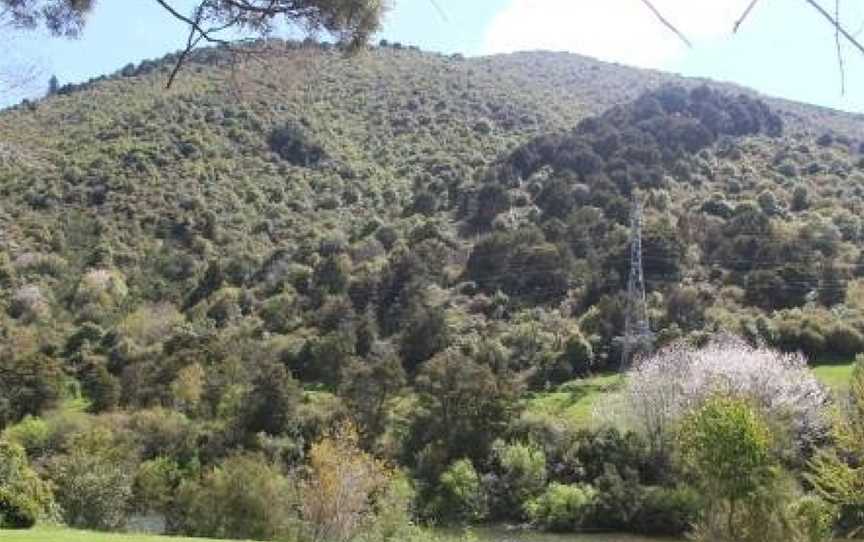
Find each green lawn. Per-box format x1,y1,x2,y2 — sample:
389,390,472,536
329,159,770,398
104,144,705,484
522,373,624,427
812,361,856,393
0,527,239,542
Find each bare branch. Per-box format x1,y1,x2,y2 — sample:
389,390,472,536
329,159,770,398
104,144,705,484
803,0,864,56
733,0,761,33
835,0,846,95
639,0,692,48
428,0,448,23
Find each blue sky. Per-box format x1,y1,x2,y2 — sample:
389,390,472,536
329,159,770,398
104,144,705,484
3,0,864,113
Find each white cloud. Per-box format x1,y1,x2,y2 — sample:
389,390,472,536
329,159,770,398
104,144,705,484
482,0,752,69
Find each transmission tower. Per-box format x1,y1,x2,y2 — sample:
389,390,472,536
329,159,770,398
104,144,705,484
621,195,654,370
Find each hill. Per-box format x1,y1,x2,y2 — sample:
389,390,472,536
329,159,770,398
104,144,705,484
1,41,864,538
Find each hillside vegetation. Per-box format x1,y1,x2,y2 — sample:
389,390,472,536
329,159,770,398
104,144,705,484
2,41,864,539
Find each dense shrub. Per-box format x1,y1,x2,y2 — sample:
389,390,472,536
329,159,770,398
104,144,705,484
48,428,136,530
0,441,55,529
436,459,486,523
525,483,597,531
0,354,64,429
175,454,297,540
487,440,547,520
633,486,700,536
268,121,327,167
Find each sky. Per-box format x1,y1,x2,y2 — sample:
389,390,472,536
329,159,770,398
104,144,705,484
2,0,864,113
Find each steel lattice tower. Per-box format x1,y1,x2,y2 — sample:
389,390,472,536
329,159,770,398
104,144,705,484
621,196,654,369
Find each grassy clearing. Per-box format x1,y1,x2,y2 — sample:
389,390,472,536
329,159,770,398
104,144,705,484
812,361,856,393
0,527,237,542
522,373,624,427
524,360,860,430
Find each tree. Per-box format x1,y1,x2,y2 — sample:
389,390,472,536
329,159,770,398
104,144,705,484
301,422,389,542
408,348,519,476
0,440,55,529
340,353,407,441
677,395,804,542
487,440,547,520
47,428,137,531
175,454,298,540
0,353,64,430
47,74,59,95
399,303,449,373
239,360,301,437
808,355,864,535
622,336,827,459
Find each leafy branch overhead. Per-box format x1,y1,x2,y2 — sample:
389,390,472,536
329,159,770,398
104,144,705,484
152,0,389,87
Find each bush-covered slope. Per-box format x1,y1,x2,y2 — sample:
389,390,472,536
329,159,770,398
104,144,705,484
2,43,864,533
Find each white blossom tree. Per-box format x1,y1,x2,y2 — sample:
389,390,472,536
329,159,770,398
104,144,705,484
618,335,829,458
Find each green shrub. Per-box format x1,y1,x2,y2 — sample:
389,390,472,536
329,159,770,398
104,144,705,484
1,416,50,458
175,454,298,540
0,440,55,529
47,428,136,530
561,334,594,377
493,440,547,513
825,324,864,358
0,487,37,529
591,464,643,529
633,486,700,536
437,459,486,523
789,495,836,542
268,121,327,167
525,483,596,532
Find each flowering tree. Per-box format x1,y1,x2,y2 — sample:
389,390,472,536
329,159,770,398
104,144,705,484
620,335,828,458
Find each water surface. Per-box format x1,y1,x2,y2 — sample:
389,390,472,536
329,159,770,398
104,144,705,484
441,527,680,542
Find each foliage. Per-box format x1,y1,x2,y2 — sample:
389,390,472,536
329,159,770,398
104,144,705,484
0,353,64,429
524,482,597,532
173,453,297,540
301,422,389,542
1,0,94,37
622,336,827,458
487,439,547,520
807,354,864,536
0,440,55,529
0,39,863,540
678,395,810,542
408,348,520,478
47,428,136,531
436,459,486,523
632,486,700,536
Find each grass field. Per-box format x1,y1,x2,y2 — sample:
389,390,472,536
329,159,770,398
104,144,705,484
812,361,856,393
523,373,624,427
0,527,237,542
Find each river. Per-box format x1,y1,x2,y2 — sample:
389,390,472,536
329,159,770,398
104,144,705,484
439,527,681,542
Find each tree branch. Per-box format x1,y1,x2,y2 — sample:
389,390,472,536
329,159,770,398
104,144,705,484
733,0,761,33
639,0,692,48
428,0,448,23
803,0,864,56
835,0,846,96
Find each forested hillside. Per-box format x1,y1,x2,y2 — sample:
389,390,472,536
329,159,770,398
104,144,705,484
2,41,864,539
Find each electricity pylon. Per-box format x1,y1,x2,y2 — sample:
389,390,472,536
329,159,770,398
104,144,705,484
621,195,654,370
